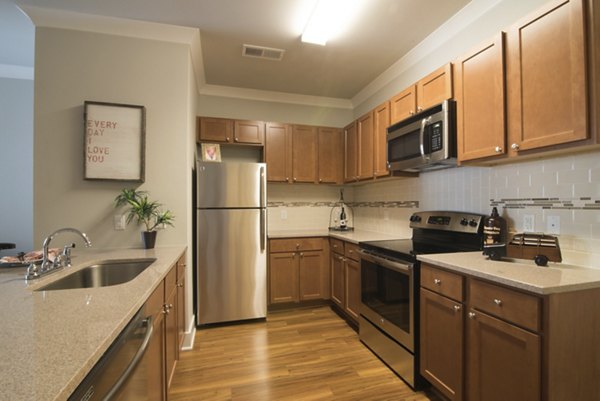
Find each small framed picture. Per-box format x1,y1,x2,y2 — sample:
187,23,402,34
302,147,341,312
201,143,221,162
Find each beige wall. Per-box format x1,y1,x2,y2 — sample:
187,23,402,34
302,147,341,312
33,27,192,249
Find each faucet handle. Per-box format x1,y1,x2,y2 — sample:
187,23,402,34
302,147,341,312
62,243,76,267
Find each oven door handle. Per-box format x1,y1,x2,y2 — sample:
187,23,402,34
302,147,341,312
359,250,413,274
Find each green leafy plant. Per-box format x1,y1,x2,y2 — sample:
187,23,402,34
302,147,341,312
114,188,175,232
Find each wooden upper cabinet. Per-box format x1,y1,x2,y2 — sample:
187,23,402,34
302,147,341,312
317,127,343,184
265,122,291,183
344,121,358,182
234,120,265,144
291,125,317,183
455,33,507,162
373,101,391,177
506,0,588,154
390,63,453,125
390,85,417,124
198,117,234,143
417,63,453,112
198,117,264,145
357,112,374,180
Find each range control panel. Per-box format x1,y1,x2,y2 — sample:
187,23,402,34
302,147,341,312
409,211,484,234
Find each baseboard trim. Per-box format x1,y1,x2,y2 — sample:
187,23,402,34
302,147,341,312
181,314,196,351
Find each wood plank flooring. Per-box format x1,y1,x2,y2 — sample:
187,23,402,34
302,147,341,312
169,307,442,401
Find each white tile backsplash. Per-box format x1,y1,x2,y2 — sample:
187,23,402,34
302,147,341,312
267,149,600,268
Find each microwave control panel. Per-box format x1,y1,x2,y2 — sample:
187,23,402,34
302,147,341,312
429,121,443,152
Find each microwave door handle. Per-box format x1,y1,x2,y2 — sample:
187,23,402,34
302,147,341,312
420,117,432,162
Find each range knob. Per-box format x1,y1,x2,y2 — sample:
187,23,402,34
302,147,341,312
469,219,478,227
410,214,422,223
460,218,469,226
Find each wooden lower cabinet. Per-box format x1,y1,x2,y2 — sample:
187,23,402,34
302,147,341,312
143,253,186,400
420,288,464,401
421,262,600,401
268,238,329,305
330,239,361,324
466,309,540,401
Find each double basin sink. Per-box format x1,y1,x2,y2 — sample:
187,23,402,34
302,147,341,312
35,258,156,291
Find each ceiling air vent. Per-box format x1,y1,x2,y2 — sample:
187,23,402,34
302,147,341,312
242,44,285,61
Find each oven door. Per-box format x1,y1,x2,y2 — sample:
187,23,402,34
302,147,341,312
360,250,414,351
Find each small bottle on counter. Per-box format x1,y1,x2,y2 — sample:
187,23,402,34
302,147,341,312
482,207,507,260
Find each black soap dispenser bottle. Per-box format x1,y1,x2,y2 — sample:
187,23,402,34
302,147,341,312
482,207,507,260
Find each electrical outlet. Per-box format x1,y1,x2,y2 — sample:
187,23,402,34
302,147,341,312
523,214,535,232
547,215,560,234
114,214,126,230
280,208,288,220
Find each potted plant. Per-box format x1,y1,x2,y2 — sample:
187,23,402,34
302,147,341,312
114,188,175,249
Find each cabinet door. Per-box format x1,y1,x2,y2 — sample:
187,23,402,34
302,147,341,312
345,258,361,321
198,117,233,143
176,258,186,353
234,120,264,144
456,33,507,162
373,101,390,177
467,310,541,401
269,252,299,304
357,112,374,180
331,253,345,308
291,125,317,183
420,288,464,401
344,121,358,182
506,0,587,154
299,250,325,301
165,288,177,390
318,127,343,184
417,63,453,112
146,312,166,401
390,85,417,124
265,122,291,183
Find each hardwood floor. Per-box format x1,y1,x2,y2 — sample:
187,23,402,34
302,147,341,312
169,307,442,401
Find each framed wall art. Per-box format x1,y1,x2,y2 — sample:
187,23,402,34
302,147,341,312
84,101,146,182
200,143,222,162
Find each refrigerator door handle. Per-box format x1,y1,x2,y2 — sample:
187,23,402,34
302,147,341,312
260,208,266,252
259,165,265,208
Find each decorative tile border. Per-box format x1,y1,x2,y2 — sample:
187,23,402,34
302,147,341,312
491,197,600,210
267,200,419,208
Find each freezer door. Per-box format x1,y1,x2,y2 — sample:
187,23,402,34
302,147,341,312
197,208,267,325
196,161,266,208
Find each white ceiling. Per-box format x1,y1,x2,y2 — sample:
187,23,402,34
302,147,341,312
2,0,471,100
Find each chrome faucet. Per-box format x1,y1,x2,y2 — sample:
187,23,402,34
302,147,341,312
26,228,92,280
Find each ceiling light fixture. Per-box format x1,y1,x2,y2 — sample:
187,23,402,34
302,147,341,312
301,0,365,46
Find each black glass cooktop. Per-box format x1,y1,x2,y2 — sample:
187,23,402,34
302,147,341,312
360,235,482,262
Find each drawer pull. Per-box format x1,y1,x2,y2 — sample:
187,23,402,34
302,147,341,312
453,305,461,312
296,243,300,248
493,298,503,306
468,312,476,319
433,279,441,285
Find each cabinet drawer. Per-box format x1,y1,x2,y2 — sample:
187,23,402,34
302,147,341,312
344,242,360,261
469,279,541,332
330,238,344,255
421,264,464,302
270,237,323,253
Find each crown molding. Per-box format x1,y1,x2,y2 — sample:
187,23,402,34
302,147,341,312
0,64,34,80
199,84,353,109
351,0,502,108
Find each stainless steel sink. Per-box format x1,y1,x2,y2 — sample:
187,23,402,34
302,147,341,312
36,258,156,291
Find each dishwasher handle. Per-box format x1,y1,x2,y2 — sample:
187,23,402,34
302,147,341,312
102,316,153,401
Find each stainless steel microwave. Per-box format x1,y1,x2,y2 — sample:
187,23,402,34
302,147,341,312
387,99,457,173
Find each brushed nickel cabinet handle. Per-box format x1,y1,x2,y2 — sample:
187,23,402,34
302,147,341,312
511,143,520,150
453,305,461,312
495,146,502,153
468,312,476,319
434,279,441,285
226,137,230,142
494,298,503,306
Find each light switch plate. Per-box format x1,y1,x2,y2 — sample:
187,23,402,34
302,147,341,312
280,208,288,220
114,214,126,230
523,214,535,232
547,215,560,234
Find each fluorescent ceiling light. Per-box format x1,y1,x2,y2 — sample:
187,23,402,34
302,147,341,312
301,0,364,46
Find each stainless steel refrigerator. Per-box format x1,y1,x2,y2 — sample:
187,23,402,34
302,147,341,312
196,161,267,325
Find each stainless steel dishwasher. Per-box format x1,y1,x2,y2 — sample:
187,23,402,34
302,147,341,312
68,306,156,401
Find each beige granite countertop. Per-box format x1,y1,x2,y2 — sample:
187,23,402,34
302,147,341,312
268,228,403,244
0,246,186,401
418,252,600,295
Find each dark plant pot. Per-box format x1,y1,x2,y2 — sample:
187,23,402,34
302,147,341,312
142,231,157,249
